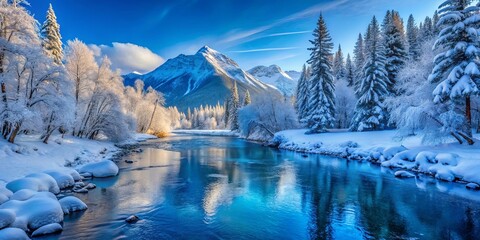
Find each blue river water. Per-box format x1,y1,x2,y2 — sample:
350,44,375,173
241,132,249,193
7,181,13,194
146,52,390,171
42,135,480,240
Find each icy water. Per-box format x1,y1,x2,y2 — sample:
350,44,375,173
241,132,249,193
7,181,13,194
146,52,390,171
42,135,480,240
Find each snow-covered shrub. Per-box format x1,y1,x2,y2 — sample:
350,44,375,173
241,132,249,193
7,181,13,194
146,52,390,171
239,95,298,141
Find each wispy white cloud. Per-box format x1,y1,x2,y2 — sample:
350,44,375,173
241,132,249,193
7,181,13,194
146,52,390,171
263,30,311,37
89,42,164,74
230,47,300,53
219,0,348,45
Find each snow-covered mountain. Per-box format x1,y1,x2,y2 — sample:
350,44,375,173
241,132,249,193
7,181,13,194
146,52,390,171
123,46,280,111
248,65,298,96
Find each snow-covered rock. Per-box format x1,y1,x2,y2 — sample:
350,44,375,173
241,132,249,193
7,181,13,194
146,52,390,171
0,228,29,240
466,183,480,190
436,153,459,166
44,170,75,189
25,173,60,194
0,210,15,229
59,196,87,215
125,215,139,223
31,223,62,237
382,146,408,160
78,160,119,178
394,170,416,178
0,186,12,205
435,168,456,182
84,183,96,190
0,192,63,230
10,190,37,201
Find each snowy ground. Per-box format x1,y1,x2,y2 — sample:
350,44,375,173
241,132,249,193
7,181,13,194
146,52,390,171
172,129,239,137
273,129,480,187
0,133,155,185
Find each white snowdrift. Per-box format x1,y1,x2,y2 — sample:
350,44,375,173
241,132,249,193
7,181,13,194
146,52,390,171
78,160,119,178
274,129,480,185
0,228,29,240
59,196,88,215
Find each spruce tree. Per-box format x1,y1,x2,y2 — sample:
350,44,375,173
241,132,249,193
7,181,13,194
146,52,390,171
333,44,346,81
406,14,420,60
353,33,365,93
305,14,336,133
382,10,407,95
295,64,311,123
351,16,390,131
345,54,355,87
429,0,480,144
41,4,63,64
243,90,251,106
228,81,240,131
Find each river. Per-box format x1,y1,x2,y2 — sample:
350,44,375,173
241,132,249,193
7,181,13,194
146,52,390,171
41,134,480,239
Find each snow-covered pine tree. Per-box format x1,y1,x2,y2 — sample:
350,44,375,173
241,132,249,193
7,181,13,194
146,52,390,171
305,14,336,133
419,16,434,41
333,44,346,81
228,81,240,131
351,16,390,132
428,0,480,144
41,4,63,64
353,33,365,94
345,54,355,87
382,10,407,95
295,64,311,123
406,14,420,60
243,90,251,106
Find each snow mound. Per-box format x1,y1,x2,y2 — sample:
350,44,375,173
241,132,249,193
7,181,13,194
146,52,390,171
415,151,437,164
44,171,75,189
435,168,456,182
25,173,60,194
0,191,63,230
466,183,480,190
394,149,421,162
31,223,62,237
382,146,407,160
0,228,29,240
59,196,87,215
5,178,43,193
10,190,37,201
436,153,459,166
394,170,416,178
0,186,12,205
0,210,15,229
64,168,81,181
78,160,118,178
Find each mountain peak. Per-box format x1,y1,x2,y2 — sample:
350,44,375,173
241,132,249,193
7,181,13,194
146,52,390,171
196,45,216,54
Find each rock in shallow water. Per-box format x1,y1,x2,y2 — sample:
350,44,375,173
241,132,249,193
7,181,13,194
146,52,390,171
394,170,416,178
79,160,119,178
125,215,139,223
125,160,134,164
466,183,480,190
31,223,63,237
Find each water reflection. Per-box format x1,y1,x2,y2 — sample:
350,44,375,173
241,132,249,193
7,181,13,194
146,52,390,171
46,135,480,240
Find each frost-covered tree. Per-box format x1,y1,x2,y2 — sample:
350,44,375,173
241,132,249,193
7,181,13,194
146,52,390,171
305,14,336,133
65,39,97,105
351,16,390,131
239,95,298,141
419,16,434,41
41,4,63,64
345,54,355,87
382,10,407,94
243,90,251,106
335,79,356,129
333,45,346,81
295,64,311,123
228,81,240,131
428,0,480,145
353,33,365,93
406,14,420,60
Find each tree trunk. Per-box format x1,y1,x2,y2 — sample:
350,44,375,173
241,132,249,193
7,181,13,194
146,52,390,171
466,96,472,137
8,123,21,143
146,99,158,133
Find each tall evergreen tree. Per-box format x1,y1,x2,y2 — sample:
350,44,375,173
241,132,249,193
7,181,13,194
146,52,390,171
353,33,365,93
382,10,407,95
429,0,480,144
345,54,355,87
351,16,390,131
420,16,434,40
295,64,311,123
243,90,251,106
333,44,346,81
41,4,63,64
432,10,440,35
406,14,420,60
228,81,240,131
305,14,336,133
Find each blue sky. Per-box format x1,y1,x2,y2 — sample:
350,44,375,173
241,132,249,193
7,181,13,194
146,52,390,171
29,0,439,73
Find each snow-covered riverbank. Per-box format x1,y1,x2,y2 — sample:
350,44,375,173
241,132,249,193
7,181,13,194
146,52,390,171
0,133,155,239
172,129,239,137
273,129,480,187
